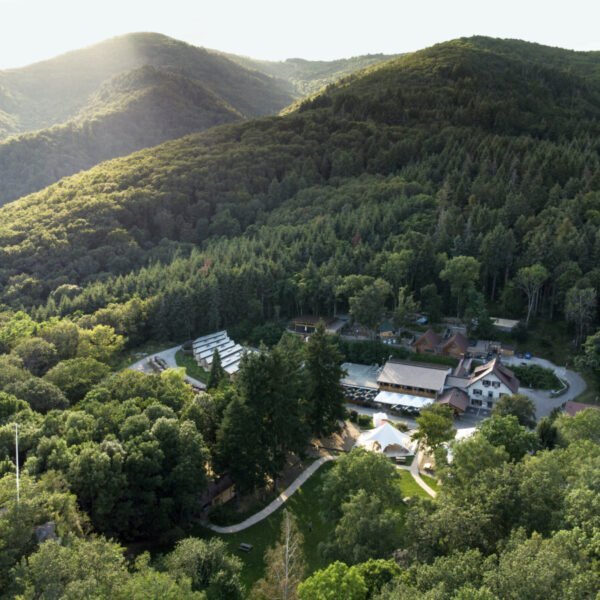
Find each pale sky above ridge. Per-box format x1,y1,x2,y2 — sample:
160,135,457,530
0,0,598,69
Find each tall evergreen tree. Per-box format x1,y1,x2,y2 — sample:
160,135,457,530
305,323,346,437
207,348,225,389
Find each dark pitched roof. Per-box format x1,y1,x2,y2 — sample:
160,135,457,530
437,388,469,412
442,332,469,354
200,475,235,506
470,358,519,394
415,328,442,349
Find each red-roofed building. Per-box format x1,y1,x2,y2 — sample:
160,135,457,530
563,401,600,417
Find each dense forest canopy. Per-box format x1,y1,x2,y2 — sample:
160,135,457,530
0,37,597,351
1,33,600,599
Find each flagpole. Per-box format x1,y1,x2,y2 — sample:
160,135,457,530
15,423,19,504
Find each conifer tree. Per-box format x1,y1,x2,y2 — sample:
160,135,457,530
207,349,225,389
305,324,346,437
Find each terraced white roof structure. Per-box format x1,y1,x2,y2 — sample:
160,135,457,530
192,330,244,375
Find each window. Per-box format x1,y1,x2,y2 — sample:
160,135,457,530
482,380,491,387
487,400,494,408
492,381,501,388
473,389,482,396
471,399,482,407
488,391,494,398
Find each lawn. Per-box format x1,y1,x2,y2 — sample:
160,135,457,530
420,473,440,493
395,469,433,500
175,349,210,382
194,463,430,590
197,462,336,589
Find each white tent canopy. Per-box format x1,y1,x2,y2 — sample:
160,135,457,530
373,412,389,428
373,390,434,410
356,422,415,455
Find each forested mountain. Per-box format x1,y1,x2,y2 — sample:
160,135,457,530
1,35,600,598
0,67,243,205
0,36,599,345
0,33,397,206
222,52,400,96
0,33,293,205
0,32,292,137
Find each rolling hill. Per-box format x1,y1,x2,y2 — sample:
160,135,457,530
0,66,244,204
0,37,598,336
0,33,398,206
0,32,293,137
222,52,400,97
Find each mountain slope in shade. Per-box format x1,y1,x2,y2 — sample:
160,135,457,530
0,66,243,205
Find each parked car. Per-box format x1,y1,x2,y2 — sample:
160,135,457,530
524,352,532,360
516,351,524,358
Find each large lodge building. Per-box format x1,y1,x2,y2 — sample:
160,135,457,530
342,356,520,415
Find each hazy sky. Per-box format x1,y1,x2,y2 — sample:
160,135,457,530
0,0,598,69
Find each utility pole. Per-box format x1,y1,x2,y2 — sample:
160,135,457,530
15,423,20,504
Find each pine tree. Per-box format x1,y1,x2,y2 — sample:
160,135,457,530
251,510,306,600
207,348,225,389
305,323,346,437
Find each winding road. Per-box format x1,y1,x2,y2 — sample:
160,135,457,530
502,355,587,418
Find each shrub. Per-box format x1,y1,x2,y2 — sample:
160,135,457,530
357,414,373,429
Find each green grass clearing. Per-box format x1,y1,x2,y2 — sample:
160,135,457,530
573,370,600,406
194,462,429,590
197,462,335,589
420,473,440,493
395,469,433,500
175,349,210,382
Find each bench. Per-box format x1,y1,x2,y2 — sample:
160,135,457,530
238,543,253,552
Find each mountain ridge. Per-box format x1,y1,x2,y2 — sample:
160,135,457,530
0,36,599,312
0,32,398,206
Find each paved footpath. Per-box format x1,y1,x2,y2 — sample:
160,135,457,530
128,345,207,390
206,456,336,534
409,451,437,498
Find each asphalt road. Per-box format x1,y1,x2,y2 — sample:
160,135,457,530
128,345,207,390
501,355,586,418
